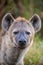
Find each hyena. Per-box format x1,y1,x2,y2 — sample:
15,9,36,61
0,13,41,65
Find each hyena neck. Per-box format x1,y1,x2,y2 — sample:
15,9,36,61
4,47,23,65
3,34,24,65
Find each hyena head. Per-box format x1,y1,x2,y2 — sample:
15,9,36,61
2,13,41,49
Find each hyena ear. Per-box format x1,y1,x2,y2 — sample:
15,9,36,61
29,14,41,32
2,13,14,32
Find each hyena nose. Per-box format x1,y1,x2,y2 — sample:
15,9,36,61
19,40,26,47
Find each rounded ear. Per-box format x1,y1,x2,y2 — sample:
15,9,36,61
2,13,15,32
29,14,41,32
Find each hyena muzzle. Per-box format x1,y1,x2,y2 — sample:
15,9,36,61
0,13,41,65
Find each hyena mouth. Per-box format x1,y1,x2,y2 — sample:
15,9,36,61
15,45,26,49
14,42,26,49
17,43,26,49
19,46,26,49
18,45,26,49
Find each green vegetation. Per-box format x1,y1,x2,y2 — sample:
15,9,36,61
24,35,43,65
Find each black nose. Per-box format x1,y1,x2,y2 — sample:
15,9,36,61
19,40,26,47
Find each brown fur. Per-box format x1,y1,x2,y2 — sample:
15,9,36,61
16,17,28,22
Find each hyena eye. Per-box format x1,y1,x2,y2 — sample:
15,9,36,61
13,31,19,35
25,31,30,35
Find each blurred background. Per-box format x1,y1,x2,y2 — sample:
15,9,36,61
0,0,43,65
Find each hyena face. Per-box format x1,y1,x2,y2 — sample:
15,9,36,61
2,13,41,49
8,21,35,49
